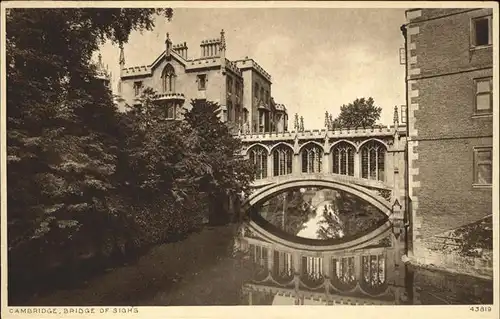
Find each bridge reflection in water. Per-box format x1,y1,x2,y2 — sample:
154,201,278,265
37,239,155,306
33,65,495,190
236,187,418,305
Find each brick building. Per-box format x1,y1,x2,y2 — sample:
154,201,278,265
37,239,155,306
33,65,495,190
402,9,493,267
114,30,288,134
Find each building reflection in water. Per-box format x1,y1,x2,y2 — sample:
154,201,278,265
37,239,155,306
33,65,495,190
237,187,418,305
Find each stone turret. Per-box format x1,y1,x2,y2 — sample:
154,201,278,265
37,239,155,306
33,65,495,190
393,105,399,131
95,53,111,89
220,29,226,70
119,44,125,77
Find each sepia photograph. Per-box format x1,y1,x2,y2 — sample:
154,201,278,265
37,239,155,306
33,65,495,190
0,1,498,317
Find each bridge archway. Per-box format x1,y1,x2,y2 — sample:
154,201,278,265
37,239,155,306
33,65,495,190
243,178,393,218
241,177,396,251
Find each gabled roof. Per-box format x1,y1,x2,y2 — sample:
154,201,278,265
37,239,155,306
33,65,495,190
121,50,188,79
150,50,187,70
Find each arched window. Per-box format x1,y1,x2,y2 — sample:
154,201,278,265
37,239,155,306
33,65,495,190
162,64,176,92
273,145,293,176
361,140,386,181
301,144,323,173
332,142,355,176
248,145,268,180
166,104,176,119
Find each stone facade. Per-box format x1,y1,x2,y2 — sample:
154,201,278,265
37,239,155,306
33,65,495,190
404,9,493,271
114,30,288,134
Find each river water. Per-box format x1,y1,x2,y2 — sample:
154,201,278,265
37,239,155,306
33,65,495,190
234,187,493,305
17,186,493,307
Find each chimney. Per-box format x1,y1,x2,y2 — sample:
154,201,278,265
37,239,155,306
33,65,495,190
173,42,188,59
200,37,222,58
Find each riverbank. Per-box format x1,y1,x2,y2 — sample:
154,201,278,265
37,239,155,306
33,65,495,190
18,224,252,306
412,265,494,305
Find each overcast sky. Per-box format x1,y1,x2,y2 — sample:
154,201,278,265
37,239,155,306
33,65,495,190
98,8,407,129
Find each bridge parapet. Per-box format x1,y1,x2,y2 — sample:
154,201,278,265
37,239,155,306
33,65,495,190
238,125,406,143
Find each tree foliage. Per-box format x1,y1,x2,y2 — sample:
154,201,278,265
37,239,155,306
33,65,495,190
259,190,311,236
184,99,255,224
7,8,174,252
6,8,253,301
316,191,386,240
333,97,382,128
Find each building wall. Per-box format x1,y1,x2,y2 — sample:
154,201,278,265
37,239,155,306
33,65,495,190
117,33,287,133
119,57,225,113
241,70,253,129
225,71,244,124
251,71,272,132
409,8,492,79
405,8,493,246
414,138,492,238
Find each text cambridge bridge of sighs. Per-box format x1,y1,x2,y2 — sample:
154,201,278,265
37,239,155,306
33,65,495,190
234,108,421,305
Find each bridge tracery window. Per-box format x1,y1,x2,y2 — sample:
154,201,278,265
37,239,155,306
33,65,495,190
301,144,323,173
249,244,268,269
273,145,293,176
301,256,323,280
361,141,386,181
273,251,293,278
362,254,386,287
248,145,268,180
333,257,356,284
332,142,355,176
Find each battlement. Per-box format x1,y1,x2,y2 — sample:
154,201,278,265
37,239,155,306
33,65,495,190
122,65,152,77
225,59,243,77
186,58,221,70
238,125,406,142
235,58,272,82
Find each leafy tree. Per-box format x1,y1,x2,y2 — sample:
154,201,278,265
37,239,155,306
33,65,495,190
317,204,344,240
333,97,382,128
116,89,211,245
335,191,386,236
310,190,386,240
6,8,173,298
184,99,255,225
